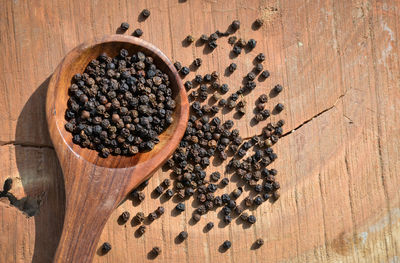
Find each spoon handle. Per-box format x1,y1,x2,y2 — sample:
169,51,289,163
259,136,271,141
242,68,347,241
52,154,128,263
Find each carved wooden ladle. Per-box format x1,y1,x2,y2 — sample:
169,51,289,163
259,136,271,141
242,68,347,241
46,35,189,262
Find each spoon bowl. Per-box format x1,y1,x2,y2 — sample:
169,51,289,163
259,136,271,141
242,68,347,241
46,35,189,262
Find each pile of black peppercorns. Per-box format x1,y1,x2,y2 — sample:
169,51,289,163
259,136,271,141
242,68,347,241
97,9,286,256
64,49,176,158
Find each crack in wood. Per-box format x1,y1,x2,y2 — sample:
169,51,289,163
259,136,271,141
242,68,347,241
0,141,54,149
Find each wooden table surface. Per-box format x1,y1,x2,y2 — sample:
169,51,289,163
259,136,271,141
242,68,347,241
0,0,399,262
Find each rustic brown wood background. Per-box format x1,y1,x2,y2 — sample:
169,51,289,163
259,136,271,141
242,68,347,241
0,0,399,262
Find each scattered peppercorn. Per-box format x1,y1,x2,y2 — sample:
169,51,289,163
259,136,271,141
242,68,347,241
151,246,161,256
233,45,242,55
101,242,112,254
133,28,143,37
120,22,129,31
180,66,190,75
186,35,194,44
231,20,240,31
138,225,146,235
247,39,257,49
141,9,151,18
254,18,264,28
119,211,130,223
261,70,270,78
255,238,264,248
200,34,209,42
248,215,256,224
222,240,232,249
193,58,202,67
176,203,185,212
228,63,237,72
275,103,284,112
178,231,188,240
274,84,283,93
174,61,182,71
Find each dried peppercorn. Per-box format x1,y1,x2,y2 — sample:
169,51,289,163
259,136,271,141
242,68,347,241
274,84,283,93
101,242,112,254
255,63,263,72
120,22,129,31
119,211,130,223
155,185,164,195
232,187,242,198
156,206,165,216
222,240,232,249
138,225,146,235
224,215,232,223
178,231,188,240
255,238,264,248
165,189,174,198
247,72,256,81
237,38,246,47
209,33,218,41
135,212,145,223
247,39,257,49
218,99,228,107
254,18,264,28
231,20,240,30
228,63,237,72
151,246,161,256
208,40,218,49
176,202,185,212
133,28,143,37
256,53,265,62
261,70,270,78
148,212,158,221
141,9,151,18
228,36,237,45
248,215,256,224
211,71,219,80
220,84,229,94
186,35,194,43
174,61,183,71
275,103,284,112
200,34,209,42
163,179,171,187
234,205,244,214
240,212,249,221
180,66,190,75
232,45,242,55
220,178,229,186
192,213,201,222
193,58,202,67
206,222,214,230
254,196,263,205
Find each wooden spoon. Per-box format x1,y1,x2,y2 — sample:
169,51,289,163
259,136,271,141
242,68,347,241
46,35,189,262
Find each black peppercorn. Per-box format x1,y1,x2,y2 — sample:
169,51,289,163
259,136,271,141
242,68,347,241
120,22,129,31
261,70,270,78
248,215,256,224
200,34,209,42
228,36,237,45
254,18,264,28
222,240,232,249
141,9,151,18
186,35,194,43
220,84,229,94
255,238,264,248
180,66,190,75
101,242,112,254
206,222,214,230
176,202,185,212
274,84,283,93
228,63,237,73
133,28,143,37
232,45,242,55
179,231,188,240
193,58,202,67
208,40,218,49
247,39,257,49
275,103,284,112
151,246,161,256
165,189,173,198
255,63,263,72
119,211,130,223
174,61,182,71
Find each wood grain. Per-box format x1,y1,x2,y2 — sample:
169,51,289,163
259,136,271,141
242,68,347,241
0,0,399,262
